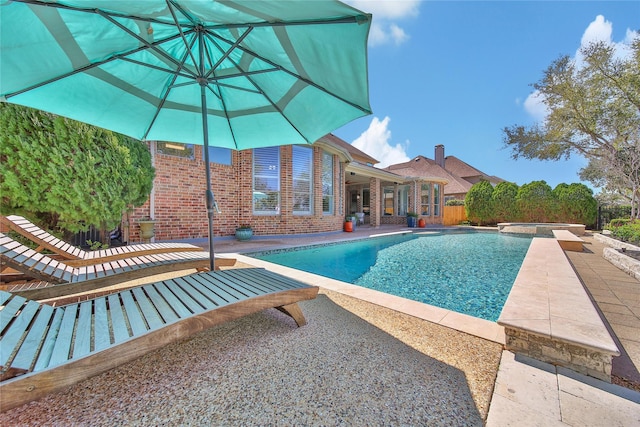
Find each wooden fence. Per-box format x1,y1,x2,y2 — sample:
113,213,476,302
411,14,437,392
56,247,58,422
443,205,467,226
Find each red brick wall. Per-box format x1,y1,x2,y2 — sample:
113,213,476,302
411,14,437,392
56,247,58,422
128,143,344,242
378,180,445,226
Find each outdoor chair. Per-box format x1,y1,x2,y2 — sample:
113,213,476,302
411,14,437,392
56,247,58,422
1,215,204,266
0,233,235,300
0,267,318,411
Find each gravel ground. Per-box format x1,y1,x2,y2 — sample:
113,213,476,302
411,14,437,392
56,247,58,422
0,284,502,426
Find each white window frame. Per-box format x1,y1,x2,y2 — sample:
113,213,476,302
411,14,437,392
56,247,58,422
253,147,280,214
322,151,334,214
421,183,431,216
383,186,395,216
433,183,441,216
292,145,313,215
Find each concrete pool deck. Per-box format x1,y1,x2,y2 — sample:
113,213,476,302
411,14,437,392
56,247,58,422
209,225,640,425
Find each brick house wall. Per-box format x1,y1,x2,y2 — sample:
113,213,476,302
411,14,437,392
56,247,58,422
378,180,445,226
128,142,345,242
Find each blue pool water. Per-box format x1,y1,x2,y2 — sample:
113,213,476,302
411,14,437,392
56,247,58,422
251,231,533,321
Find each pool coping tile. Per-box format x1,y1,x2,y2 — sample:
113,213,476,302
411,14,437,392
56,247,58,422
231,253,506,344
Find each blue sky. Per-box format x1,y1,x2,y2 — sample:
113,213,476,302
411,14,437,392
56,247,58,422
335,1,639,190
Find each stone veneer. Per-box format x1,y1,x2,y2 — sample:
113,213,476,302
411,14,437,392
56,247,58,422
595,233,640,281
502,328,614,381
498,238,619,382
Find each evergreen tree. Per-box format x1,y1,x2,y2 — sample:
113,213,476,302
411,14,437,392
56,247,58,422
553,183,597,226
491,181,519,222
0,104,155,236
465,181,494,225
516,181,555,222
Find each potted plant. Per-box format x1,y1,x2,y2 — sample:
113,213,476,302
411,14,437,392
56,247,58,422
235,224,254,241
407,212,418,228
344,216,354,232
137,217,156,241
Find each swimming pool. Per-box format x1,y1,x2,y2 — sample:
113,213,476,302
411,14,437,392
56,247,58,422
251,231,533,321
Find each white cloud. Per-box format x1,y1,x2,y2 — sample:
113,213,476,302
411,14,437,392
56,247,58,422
523,90,549,122
348,0,420,19
524,15,639,122
346,0,420,47
580,14,612,46
351,116,410,168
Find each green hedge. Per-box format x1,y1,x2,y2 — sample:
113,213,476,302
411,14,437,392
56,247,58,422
606,218,640,245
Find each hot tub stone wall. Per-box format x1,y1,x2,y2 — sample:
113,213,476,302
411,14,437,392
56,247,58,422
503,327,613,382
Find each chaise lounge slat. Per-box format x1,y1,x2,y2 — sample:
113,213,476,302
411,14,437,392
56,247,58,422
107,293,131,343
93,297,111,352
161,280,206,315
11,304,55,372
120,290,149,336
73,302,93,358
0,301,41,371
0,295,28,331
1,215,204,265
178,275,231,308
131,287,165,330
0,233,232,300
143,284,180,324
33,309,65,372
49,305,78,367
0,268,318,411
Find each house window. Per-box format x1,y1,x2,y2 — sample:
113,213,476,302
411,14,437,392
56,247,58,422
253,147,280,214
398,185,409,216
383,186,395,215
421,183,431,216
156,141,195,159
433,183,441,216
292,146,313,214
207,146,232,165
322,151,334,214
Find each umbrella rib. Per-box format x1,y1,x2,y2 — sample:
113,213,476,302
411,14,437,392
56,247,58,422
165,0,200,72
206,32,370,114
119,57,194,80
204,27,253,80
95,10,198,80
141,45,196,141
203,34,307,142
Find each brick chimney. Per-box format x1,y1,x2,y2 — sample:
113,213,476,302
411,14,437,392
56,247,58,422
434,144,445,168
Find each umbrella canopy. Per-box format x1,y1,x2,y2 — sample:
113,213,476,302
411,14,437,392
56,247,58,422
0,0,372,269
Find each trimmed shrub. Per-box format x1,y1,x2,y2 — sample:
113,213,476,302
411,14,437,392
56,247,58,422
465,181,494,225
607,219,640,245
491,182,519,223
516,180,555,222
553,183,597,226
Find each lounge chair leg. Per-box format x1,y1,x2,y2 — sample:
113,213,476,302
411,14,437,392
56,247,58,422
276,303,307,327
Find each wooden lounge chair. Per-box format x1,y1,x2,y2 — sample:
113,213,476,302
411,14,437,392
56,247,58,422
1,215,204,266
0,267,319,411
1,233,235,300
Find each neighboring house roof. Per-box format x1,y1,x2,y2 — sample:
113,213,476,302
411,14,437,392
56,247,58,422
384,156,453,187
385,146,508,198
444,156,504,185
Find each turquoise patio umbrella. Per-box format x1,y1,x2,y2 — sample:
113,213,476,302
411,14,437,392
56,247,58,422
0,0,372,269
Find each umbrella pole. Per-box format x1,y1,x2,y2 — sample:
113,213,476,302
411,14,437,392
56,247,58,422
201,83,216,272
